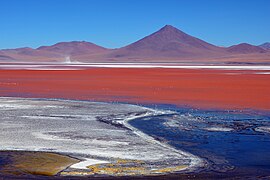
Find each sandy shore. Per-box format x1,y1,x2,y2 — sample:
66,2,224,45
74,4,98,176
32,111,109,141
0,151,79,176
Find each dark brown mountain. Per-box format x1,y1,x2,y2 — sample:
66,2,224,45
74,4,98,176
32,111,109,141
106,25,225,59
259,42,270,50
227,43,266,54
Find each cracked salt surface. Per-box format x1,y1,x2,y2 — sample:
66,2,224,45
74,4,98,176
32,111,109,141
204,127,234,132
0,97,203,173
255,126,270,133
70,158,110,170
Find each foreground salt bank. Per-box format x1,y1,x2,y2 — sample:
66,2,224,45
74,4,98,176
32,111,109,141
0,97,203,176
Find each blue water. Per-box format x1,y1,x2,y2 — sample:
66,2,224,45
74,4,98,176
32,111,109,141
129,107,270,177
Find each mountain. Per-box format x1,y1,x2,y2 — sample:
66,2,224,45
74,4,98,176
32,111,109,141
106,25,225,60
0,41,109,62
0,47,62,61
1,47,58,57
259,42,270,50
0,25,269,63
227,43,266,54
0,51,14,61
38,41,108,56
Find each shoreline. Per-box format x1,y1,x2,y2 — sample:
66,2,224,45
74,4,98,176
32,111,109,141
0,97,203,177
122,111,204,171
1,63,270,71
1,97,269,179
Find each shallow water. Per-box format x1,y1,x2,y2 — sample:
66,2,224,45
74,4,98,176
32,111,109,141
1,97,270,178
129,107,270,177
0,97,201,176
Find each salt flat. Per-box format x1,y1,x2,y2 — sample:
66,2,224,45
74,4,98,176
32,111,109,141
0,97,202,176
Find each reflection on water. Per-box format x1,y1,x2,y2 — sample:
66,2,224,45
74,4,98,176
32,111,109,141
129,107,270,178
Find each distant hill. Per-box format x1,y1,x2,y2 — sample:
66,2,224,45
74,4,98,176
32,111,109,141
1,47,58,57
0,25,269,63
0,54,14,61
0,41,109,62
259,42,270,50
37,41,108,56
227,43,266,54
0,47,61,61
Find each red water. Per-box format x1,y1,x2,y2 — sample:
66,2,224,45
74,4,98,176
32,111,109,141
0,68,269,110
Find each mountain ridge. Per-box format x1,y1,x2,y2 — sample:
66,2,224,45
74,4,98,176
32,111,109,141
259,42,270,50
37,41,108,56
0,25,269,63
227,43,266,54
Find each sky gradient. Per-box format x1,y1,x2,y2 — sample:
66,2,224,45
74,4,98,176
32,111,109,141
0,0,269,49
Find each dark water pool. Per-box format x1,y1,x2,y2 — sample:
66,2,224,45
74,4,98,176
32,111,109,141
129,107,270,178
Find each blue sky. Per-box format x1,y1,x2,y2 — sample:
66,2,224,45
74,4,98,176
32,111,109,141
0,0,269,49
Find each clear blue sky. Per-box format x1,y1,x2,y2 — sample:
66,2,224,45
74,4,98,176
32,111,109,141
0,0,269,49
